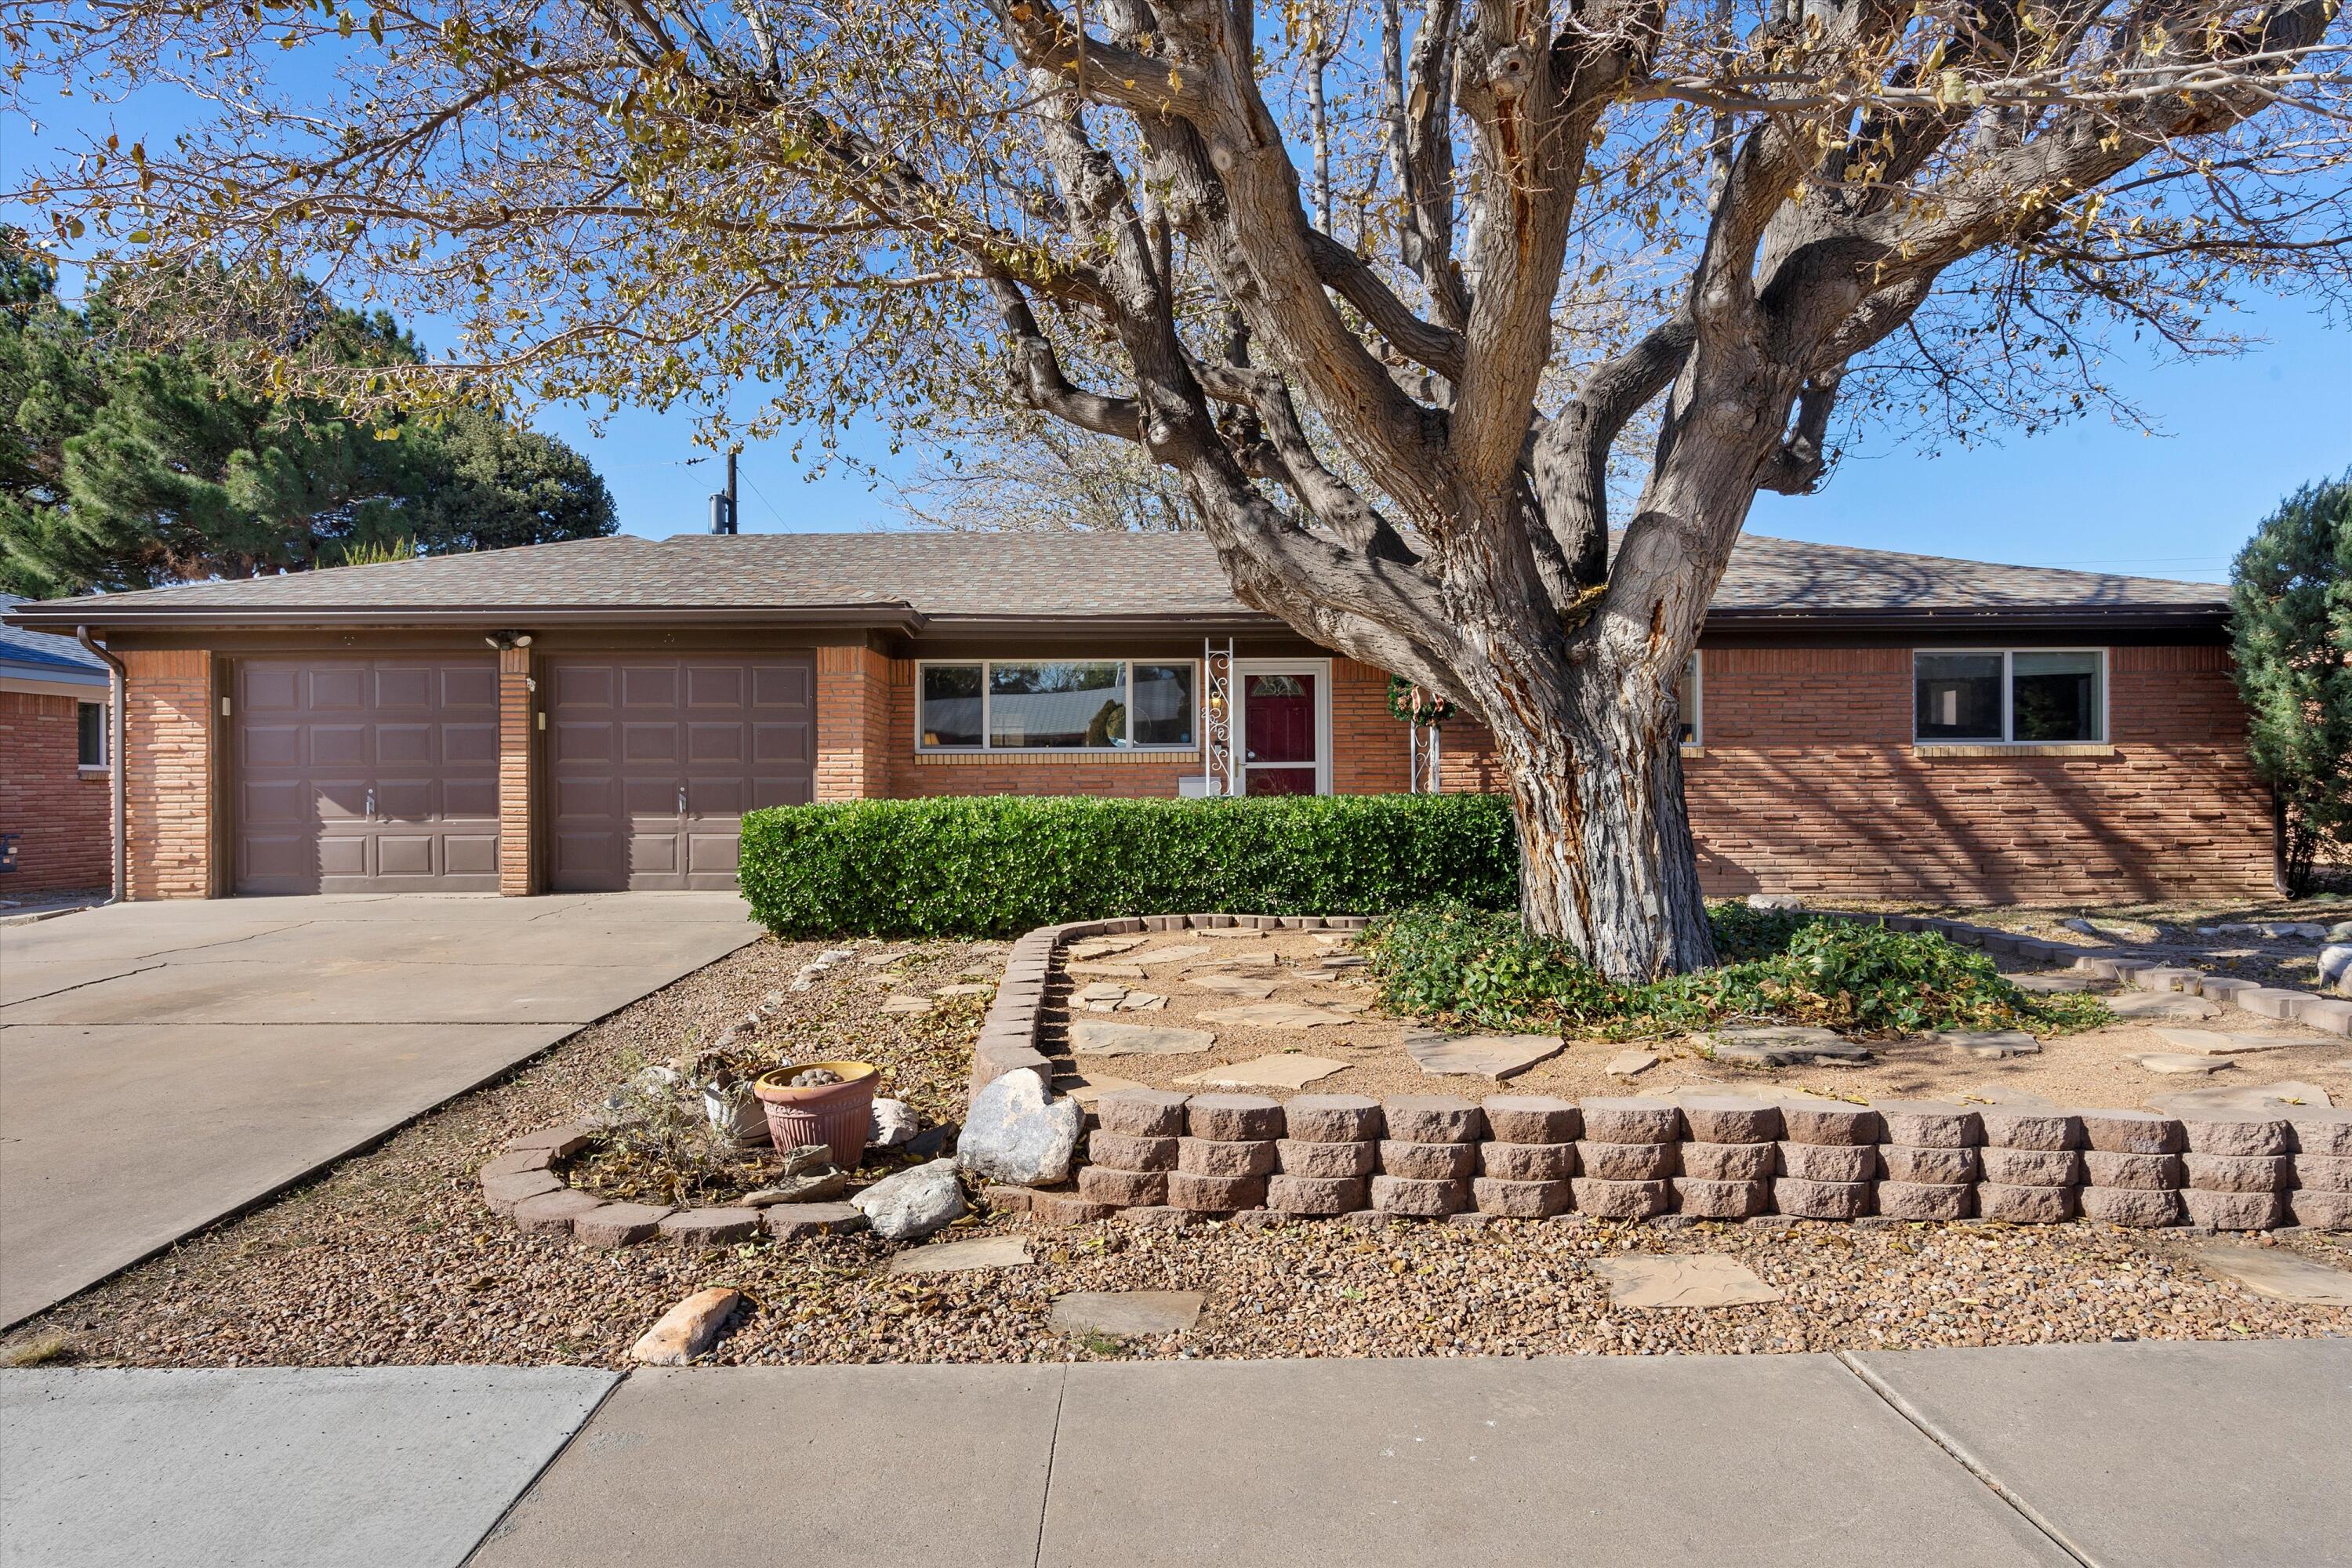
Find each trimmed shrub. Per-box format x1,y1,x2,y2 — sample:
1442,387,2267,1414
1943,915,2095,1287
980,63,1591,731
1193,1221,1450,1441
737,793,1518,938
1363,903,2111,1038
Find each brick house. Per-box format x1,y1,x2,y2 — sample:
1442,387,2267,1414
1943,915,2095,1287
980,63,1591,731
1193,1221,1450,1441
0,532,2270,903
0,594,115,899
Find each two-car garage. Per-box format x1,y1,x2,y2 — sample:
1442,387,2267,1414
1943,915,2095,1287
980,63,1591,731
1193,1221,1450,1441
230,651,813,895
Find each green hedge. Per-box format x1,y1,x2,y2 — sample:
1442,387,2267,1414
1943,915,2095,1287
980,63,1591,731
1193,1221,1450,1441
738,793,1518,938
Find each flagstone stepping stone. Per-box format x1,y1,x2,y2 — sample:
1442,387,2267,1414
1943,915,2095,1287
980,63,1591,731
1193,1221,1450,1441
1177,1054,1349,1089
859,948,919,967
2107,990,2223,1020
1118,993,1168,1012
1069,935,1152,960
2133,1052,2234,1075
2152,1080,2333,1114
1196,927,1271,940
1131,945,1213,967
1928,1029,2040,1058
1069,961,1149,979
1404,1030,1564,1080
1199,1001,1356,1029
1050,1290,1206,1338
934,982,993,999
1189,974,1278,999
1588,1254,1784,1308
2151,1029,2298,1055
2194,1246,2352,1307
1076,982,1130,1004
1697,1025,1871,1066
886,1236,1033,1276
1058,1072,1146,1109
2012,972,2107,993
1606,1050,1660,1078
1070,1020,1217,1056
1187,950,1278,970
880,995,935,1015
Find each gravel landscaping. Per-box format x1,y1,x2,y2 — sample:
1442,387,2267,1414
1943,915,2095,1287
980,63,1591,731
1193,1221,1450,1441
2,919,2344,1372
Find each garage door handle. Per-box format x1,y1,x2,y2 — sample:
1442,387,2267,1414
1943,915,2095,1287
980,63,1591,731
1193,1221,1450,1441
677,785,688,815
365,787,376,821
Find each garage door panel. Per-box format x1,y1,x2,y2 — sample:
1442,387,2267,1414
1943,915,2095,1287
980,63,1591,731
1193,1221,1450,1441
376,724,436,767
376,834,439,877
241,781,310,829
443,778,499,818
686,665,745,708
628,832,679,875
375,666,435,708
621,666,679,708
317,836,369,879
751,720,811,764
239,834,313,882
245,666,301,711
553,663,613,708
554,775,613,818
308,725,370,767
623,722,681,763
443,722,499,764
622,776,681,816
307,668,368,710
443,834,499,876
441,666,497,706
687,723,746,764
551,720,614,764
373,779,438,821
688,778,746,815
753,665,811,707
750,775,811,810
686,833,741,875
552,830,615,877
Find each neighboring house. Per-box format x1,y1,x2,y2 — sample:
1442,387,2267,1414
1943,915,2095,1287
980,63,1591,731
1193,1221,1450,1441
0,594,114,898
0,532,2268,903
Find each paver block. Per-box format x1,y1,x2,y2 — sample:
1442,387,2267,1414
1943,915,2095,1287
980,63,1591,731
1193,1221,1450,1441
2077,1109,2186,1155
1266,1174,1368,1214
1379,1095,1485,1144
1167,1171,1265,1210
1370,1174,1470,1216
1569,1176,1671,1218
506,1123,593,1156
1184,1094,1285,1142
1777,1141,1875,1183
481,1170,564,1216
1280,1094,1384,1143
1980,1109,2082,1151
1874,1102,1984,1149
1378,1140,1478,1181
1878,1145,1980,1185
2295,1154,2352,1193
1076,1167,1168,1207
1778,1103,1882,1146
2079,1187,2185,1227
510,1189,605,1232
1670,1177,1769,1218
1579,1098,1682,1145
982,1184,1036,1214
2231,987,2314,1021
2184,1153,2293,1193
2175,1110,2293,1157
1479,1095,1581,1144
1276,1138,1377,1178
1088,1131,1178,1171
1478,1141,1576,1181
1875,1181,1973,1221
1576,1140,1679,1181
573,1202,677,1246
1975,1184,2078,1225
2083,1151,2183,1190
2293,996,2352,1036
2193,975,2259,1002
1773,1177,1873,1220
1178,1137,1278,1178
2181,1188,2288,1229
481,1148,556,1178
2285,1108,2352,1156
658,1208,760,1246
2133,967,2206,993
1093,1089,1190,1138
1472,1176,1572,1218
2288,1189,2352,1229
1678,1141,1776,1181
1675,1097,1782,1145
1031,1192,1119,1225
1112,1205,1193,1229
1980,1147,2083,1186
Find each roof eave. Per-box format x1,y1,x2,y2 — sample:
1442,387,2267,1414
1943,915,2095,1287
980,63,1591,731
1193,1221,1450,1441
2,603,927,635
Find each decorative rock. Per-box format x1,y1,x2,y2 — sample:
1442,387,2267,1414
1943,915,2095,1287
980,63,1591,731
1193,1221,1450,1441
1699,1025,1871,1065
1777,1141,1876,1183
1746,894,1802,911
1168,1171,1266,1210
1095,1089,1190,1138
1479,1142,1576,1181
850,1158,968,1240
1773,1177,1872,1220
574,1202,676,1247
742,1169,848,1207
1684,1142,1769,1175
1282,1094,1385,1143
869,1098,920,1149
1088,1131,1178,1171
1569,1177,1671,1218
1874,1102,1984,1149
506,1124,593,1156
957,1068,1083,1186
1606,1050,1659,1078
2078,1187,2184,1228
2181,1188,2288,1229
630,1287,741,1365
888,1236,1033,1275
1580,1098,1682,1145
1267,1174,1368,1214
1576,1140,1679,1181
1031,1192,1119,1225
1472,1176,1572,1218
1675,1098,1782,1145
658,1207,760,1246
1404,1030,1564,1080
510,1189,605,1232
1179,1137,1279,1178
2077,1109,2186,1155
1380,1095,1486,1144
2082,1151,2184,1190
1377,1140,1478,1181
1878,1145,1979,1185
2174,1110,2292,1157
1980,1147,2082,1186
1975,1184,2077,1224
1875,1181,1973,1221
481,1170,564,1216
2183,1152,2293,1192
1185,1094,1285,1142
1777,1103,1882,1146
1591,1253,1784,1307
1077,1167,1169,1207
1049,1290,1205,1338
481,1148,555,1178
760,1202,869,1241
1070,1021,1216,1057
2296,1154,2352,1193
2288,1190,2352,1229
1479,1096,1581,1144
1980,1108,2081,1151
1277,1138,1377,1178
1370,1174,1470,1216
1670,1177,1769,1218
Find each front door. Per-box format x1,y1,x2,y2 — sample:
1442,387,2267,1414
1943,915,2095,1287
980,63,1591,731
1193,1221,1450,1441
1239,665,1327,795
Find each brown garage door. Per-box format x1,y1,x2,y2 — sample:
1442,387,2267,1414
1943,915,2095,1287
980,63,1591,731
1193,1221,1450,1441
546,655,815,891
234,657,501,894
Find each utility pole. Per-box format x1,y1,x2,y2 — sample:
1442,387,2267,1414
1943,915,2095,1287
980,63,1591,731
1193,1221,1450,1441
708,449,741,534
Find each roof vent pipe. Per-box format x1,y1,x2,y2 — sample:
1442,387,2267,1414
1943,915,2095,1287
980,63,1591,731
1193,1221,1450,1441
708,450,740,534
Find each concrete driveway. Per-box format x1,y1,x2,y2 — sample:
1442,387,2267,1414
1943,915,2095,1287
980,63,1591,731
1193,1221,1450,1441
0,894,760,1327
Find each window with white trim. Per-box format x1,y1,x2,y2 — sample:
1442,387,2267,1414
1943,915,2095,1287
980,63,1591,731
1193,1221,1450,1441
1675,652,1701,745
917,660,1198,750
1914,650,2105,743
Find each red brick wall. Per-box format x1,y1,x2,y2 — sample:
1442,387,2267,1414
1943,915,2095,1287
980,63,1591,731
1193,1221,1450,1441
498,647,535,895
815,645,895,802
1435,644,2272,903
0,689,111,895
122,648,214,899
1331,659,1411,795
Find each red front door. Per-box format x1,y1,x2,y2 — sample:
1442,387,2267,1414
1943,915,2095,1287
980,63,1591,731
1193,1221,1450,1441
1242,672,1320,795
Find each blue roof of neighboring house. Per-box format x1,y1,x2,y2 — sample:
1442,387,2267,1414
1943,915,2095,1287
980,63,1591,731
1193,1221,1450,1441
0,595,111,684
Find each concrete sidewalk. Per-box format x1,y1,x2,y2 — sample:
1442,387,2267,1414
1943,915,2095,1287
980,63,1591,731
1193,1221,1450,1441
7,1340,2346,1568
0,893,759,1327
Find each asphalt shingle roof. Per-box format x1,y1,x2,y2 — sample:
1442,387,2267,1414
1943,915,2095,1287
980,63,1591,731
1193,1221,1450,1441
0,531,2223,625
0,595,111,676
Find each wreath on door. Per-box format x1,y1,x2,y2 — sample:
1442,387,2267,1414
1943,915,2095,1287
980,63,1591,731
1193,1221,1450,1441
1385,675,1457,728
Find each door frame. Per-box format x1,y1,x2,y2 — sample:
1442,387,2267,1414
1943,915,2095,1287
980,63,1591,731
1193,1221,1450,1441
1232,657,1333,796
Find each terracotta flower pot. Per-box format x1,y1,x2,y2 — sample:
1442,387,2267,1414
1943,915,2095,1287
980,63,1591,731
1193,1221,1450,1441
752,1062,879,1169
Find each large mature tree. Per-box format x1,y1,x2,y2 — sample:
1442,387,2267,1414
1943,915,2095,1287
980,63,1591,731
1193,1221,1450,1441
5,0,2345,975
